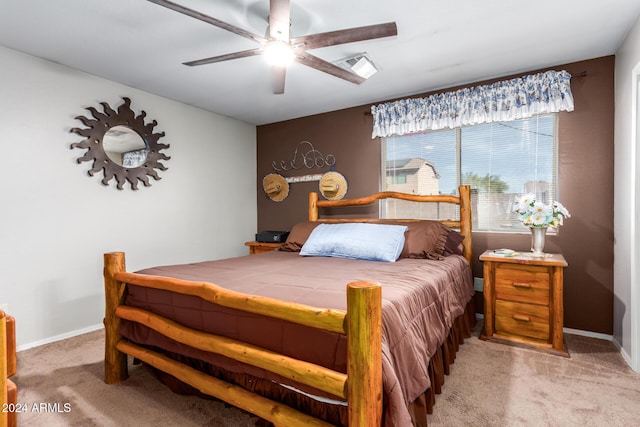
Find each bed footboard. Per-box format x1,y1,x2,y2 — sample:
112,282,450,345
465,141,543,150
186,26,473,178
1,311,17,427
1,311,7,427
103,252,382,427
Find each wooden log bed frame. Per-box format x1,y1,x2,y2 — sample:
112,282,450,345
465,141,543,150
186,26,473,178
103,185,472,426
1,311,17,427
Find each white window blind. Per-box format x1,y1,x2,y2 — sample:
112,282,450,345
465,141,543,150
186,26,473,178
382,114,558,233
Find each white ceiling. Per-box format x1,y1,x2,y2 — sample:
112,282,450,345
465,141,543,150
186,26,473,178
1,0,640,125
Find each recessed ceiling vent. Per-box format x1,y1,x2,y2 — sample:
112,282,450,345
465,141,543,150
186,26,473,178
334,53,379,79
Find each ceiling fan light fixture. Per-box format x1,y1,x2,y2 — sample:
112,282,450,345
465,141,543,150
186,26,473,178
148,0,397,93
264,40,294,66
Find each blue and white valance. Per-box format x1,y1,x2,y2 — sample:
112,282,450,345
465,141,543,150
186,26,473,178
371,70,574,138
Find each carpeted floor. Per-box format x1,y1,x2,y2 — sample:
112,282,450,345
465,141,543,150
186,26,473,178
14,330,258,427
12,325,640,426
427,330,640,426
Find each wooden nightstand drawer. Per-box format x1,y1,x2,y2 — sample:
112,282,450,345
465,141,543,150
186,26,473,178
495,264,549,306
495,300,550,340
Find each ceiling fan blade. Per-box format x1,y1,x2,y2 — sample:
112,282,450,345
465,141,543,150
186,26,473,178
292,22,397,50
296,53,366,85
148,0,266,44
271,66,287,94
183,48,263,67
269,0,291,41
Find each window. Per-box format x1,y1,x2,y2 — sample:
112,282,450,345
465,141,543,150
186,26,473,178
381,114,558,233
389,173,408,184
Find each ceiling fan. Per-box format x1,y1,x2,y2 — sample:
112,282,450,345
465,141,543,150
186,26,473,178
148,0,398,94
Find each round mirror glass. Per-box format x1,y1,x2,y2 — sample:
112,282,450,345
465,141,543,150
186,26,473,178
103,125,149,168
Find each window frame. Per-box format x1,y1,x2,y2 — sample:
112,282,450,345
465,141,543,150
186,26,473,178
380,113,559,234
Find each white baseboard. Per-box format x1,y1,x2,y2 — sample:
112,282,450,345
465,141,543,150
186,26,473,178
17,323,104,352
562,327,613,341
612,336,634,368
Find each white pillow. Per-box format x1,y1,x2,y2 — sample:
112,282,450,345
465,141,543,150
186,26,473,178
299,223,408,262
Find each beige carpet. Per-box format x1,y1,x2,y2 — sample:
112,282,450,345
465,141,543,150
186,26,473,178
12,325,640,426
428,330,640,426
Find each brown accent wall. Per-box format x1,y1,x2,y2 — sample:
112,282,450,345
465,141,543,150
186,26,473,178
257,56,615,335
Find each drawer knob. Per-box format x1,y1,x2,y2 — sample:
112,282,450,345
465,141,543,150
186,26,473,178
512,314,531,322
512,282,531,288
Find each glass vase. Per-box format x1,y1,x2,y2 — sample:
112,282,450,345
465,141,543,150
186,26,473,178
530,227,547,257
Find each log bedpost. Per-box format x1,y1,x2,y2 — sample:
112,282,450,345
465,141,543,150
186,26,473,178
1,311,7,427
309,191,319,221
346,281,383,427
458,185,472,265
104,252,129,384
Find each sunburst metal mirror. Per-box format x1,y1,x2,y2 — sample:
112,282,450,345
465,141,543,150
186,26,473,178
70,97,170,190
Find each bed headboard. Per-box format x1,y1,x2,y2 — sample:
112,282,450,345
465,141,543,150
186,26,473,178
308,185,472,264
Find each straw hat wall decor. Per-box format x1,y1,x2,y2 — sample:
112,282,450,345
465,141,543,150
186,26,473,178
319,171,348,200
263,173,289,202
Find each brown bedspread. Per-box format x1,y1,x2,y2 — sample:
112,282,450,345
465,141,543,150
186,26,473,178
121,251,473,426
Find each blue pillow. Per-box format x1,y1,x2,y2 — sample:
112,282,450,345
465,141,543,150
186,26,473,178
299,223,408,262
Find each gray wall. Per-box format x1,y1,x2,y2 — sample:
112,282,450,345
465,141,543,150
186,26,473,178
0,46,257,348
614,14,640,371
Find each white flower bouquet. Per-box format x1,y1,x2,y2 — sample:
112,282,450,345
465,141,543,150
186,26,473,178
512,193,570,228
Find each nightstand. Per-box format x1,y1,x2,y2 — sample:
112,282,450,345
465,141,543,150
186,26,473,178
244,241,284,255
479,250,569,357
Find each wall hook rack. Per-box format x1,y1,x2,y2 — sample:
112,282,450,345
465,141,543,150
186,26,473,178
272,141,335,172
